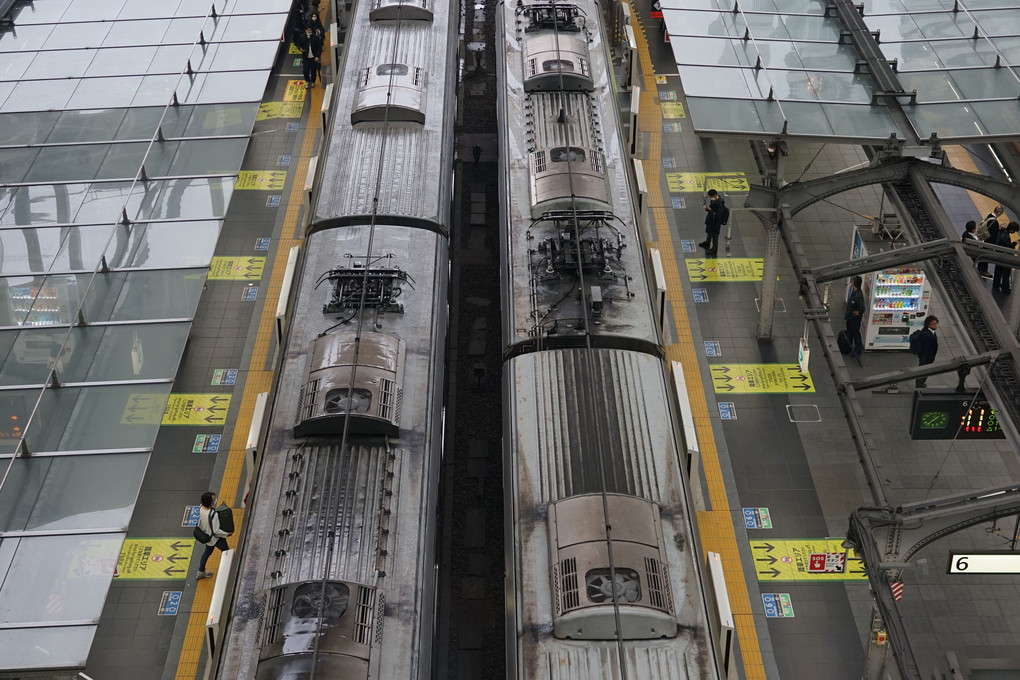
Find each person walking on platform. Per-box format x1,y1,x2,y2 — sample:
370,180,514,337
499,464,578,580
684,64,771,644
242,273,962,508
844,275,866,362
296,25,323,89
976,205,1004,278
196,492,231,579
304,11,325,36
911,315,939,388
699,189,727,256
993,221,1019,293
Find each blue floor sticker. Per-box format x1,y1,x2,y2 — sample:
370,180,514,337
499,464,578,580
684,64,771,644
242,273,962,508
193,434,221,453
255,237,271,251
693,288,708,303
681,239,695,253
743,507,772,529
718,401,736,419
159,591,183,616
242,286,259,301
671,196,685,209
762,593,794,618
705,340,721,356
287,122,299,132
266,195,281,207
182,505,202,527
662,157,675,168
278,155,291,167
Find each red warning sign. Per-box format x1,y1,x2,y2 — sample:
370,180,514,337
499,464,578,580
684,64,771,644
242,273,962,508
807,552,846,573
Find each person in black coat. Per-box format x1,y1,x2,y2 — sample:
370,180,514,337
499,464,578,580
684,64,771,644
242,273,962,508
914,315,939,388
844,275,866,361
295,25,324,88
698,189,726,256
992,221,1018,293
962,220,977,242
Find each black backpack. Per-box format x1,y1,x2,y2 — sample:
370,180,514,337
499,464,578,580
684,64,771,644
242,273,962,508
216,503,235,534
720,203,730,225
909,329,922,355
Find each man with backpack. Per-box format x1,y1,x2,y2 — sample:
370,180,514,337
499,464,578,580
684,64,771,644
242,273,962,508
195,491,232,579
699,189,728,256
909,315,939,388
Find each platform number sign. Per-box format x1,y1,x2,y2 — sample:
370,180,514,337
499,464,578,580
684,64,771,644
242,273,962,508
761,592,794,618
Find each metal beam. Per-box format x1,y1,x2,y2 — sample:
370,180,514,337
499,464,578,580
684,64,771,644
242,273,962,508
846,349,1004,391
808,238,955,282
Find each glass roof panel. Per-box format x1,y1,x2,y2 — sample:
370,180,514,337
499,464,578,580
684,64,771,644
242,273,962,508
0,147,39,184
132,74,185,107
162,17,208,44
76,323,192,381
0,627,97,671
209,14,285,41
987,36,1020,63
23,49,95,79
112,221,223,268
177,71,270,104
0,51,34,81
97,141,179,180
0,184,90,226
169,138,248,176
195,41,279,71
949,67,1020,100
971,10,1020,36
118,2,186,20
222,0,294,11
141,177,236,220
31,383,172,451
686,97,766,134
970,99,1020,137
85,47,159,77
740,13,792,40
794,41,860,71
0,452,147,532
0,328,54,385
911,12,969,39
782,100,837,136
781,15,841,41
879,41,944,71
0,224,114,276
66,76,144,110
898,70,964,102
184,103,259,136
0,534,122,621
821,102,901,138
148,45,193,74
47,109,128,144
60,0,128,22
1,79,77,113
74,181,152,225
862,14,922,40
9,0,74,24
662,9,742,37
0,112,60,145
83,269,206,322
0,25,54,52
43,21,113,50
676,65,762,98
24,145,109,183
102,20,172,47
909,102,988,139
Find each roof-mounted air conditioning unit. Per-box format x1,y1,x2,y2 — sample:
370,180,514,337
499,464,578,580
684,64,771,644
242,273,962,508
548,493,678,640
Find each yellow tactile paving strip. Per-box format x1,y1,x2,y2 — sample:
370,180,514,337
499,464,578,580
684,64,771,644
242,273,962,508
625,3,768,678
172,31,327,680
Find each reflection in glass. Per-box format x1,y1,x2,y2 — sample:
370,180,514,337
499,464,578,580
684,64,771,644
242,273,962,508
0,534,122,623
83,269,206,322
0,184,90,226
47,109,128,144
25,145,108,183
0,453,147,531
105,220,222,268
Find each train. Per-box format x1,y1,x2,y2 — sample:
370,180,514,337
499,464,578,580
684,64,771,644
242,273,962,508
496,0,723,677
217,0,458,676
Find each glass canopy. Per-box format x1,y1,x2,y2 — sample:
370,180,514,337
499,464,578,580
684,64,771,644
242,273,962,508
0,0,289,670
662,0,1020,142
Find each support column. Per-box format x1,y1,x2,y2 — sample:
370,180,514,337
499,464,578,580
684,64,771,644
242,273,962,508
756,218,782,339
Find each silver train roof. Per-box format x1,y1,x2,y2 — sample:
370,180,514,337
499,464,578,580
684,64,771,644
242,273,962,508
313,8,455,224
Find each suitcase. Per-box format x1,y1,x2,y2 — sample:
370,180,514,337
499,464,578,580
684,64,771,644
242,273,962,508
837,330,852,355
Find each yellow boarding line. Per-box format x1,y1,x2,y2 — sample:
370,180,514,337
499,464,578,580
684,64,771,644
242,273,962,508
624,4,768,678
173,32,328,680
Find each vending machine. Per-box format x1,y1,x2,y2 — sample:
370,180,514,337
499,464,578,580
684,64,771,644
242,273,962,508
850,227,931,351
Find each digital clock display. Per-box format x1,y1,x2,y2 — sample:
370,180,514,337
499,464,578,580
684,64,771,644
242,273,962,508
910,391,1005,440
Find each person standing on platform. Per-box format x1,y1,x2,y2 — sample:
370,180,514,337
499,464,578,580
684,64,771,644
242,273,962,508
196,492,231,579
296,25,323,89
993,221,1019,293
699,189,726,256
962,220,977,242
845,275,866,361
977,205,1004,278
912,315,939,388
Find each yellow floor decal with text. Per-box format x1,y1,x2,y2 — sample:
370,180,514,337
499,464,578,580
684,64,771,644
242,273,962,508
208,256,265,280
686,257,763,281
661,102,685,118
236,171,288,191
751,539,866,581
710,364,814,393
284,79,307,101
117,539,194,580
667,171,750,193
162,394,232,426
256,101,304,120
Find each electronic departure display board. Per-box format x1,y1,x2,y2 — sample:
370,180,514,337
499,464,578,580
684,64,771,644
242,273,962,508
909,390,1005,440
